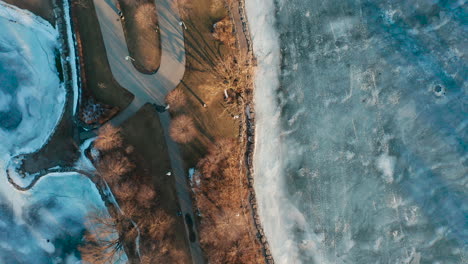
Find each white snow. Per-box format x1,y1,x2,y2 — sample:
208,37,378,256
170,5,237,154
0,90,12,111
245,0,299,263
376,153,396,184
0,2,107,263
62,0,80,115
0,1,65,156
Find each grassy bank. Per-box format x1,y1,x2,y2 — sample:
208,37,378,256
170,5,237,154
170,0,265,262
120,104,190,263
81,105,190,263
72,0,133,116
117,0,161,73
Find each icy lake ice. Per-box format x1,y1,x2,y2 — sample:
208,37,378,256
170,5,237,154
247,0,467,263
0,3,105,263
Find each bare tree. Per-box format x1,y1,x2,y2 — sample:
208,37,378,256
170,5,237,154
169,115,197,143
135,3,158,30
97,153,135,184
136,185,156,208
95,124,123,151
165,88,187,112
146,211,174,241
79,210,136,264
113,181,137,201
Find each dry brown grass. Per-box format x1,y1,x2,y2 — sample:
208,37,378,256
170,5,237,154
95,124,123,151
135,3,157,29
169,115,197,143
165,88,187,111
119,0,160,72
172,0,193,19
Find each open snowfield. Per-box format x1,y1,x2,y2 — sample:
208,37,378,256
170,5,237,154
0,2,106,263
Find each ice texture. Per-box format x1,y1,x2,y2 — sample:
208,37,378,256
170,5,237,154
0,3,106,263
247,0,467,263
0,1,65,155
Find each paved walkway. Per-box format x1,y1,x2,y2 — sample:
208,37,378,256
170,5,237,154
92,0,204,263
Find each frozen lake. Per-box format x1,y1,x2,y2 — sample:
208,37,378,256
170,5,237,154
247,0,467,263
0,3,106,263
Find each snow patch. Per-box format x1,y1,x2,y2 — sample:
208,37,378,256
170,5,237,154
376,153,396,183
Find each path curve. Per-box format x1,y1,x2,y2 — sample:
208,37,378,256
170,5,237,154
92,0,205,263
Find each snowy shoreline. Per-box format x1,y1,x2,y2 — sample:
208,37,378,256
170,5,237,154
244,0,290,263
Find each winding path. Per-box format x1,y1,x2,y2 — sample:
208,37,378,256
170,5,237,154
92,0,204,263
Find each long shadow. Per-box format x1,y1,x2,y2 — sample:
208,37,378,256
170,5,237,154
180,80,207,107
104,0,119,14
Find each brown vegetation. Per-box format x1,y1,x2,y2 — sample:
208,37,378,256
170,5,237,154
165,88,187,112
135,3,157,30
194,139,264,263
79,210,136,264
97,153,135,184
170,115,197,143
95,124,123,151
119,0,161,72
136,185,157,208
212,17,236,49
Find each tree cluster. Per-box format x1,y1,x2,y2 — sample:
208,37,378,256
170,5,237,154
194,139,264,263
80,124,187,263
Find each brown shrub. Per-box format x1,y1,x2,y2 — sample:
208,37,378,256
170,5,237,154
165,88,187,111
212,17,236,48
94,124,123,151
169,115,197,143
135,3,157,29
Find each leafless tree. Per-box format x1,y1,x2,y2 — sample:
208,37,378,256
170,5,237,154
146,210,174,241
79,210,136,264
165,88,187,112
113,181,137,201
135,3,158,30
95,124,123,151
169,115,197,143
97,153,135,184
136,185,156,208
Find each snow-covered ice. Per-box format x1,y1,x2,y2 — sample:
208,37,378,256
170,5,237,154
0,1,65,156
247,0,467,263
0,2,107,263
